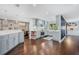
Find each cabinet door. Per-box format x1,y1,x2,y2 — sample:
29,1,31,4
13,33,19,46
8,34,15,50
18,32,24,43
0,35,9,54
0,36,3,54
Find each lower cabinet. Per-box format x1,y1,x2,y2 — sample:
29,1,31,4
0,37,2,54
18,32,24,43
0,31,24,55
0,35,9,54
8,34,15,51
14,33,19,46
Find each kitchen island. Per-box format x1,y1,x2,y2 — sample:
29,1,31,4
0,30,24,55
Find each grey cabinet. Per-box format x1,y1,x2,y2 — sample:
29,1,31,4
8,34,15,50
0,37,2,54
0,35,9,54
14,33,19,46
0,31,24,55
18,32,24,43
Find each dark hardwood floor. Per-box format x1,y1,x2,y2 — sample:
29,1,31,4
6,36,79,55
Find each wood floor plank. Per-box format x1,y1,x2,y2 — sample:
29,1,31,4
6,36,79,55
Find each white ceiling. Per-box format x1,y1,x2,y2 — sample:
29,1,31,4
0,4,79,22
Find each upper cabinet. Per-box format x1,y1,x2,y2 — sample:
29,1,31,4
0,19,28,31
30,18,48,31
33,18,47,28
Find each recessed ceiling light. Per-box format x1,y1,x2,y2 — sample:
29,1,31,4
32,4,37,7
15,4,20,8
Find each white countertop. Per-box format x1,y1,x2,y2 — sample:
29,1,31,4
0,30,23,36
48,30,60,32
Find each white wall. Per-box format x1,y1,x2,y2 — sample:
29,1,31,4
47,15,61,42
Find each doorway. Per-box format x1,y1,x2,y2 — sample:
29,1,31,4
18,21,29,39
